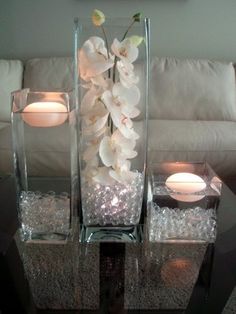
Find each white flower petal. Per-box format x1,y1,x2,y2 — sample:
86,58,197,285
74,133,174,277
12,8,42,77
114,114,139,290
99,136,115,167
94,125,108,137
117,60,139,88
91,75,109,88
122,106,140,119
118,125,140,140
82,157,99,184
102,90,122,121
111,38,139,63
109,169,138,184
79,37,114,81
83,112,109,135
83,143,99,161
81,87,98,115
113,83,140,106
93,167,115,185
112,129,136,151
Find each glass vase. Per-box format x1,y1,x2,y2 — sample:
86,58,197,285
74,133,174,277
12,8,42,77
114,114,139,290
11,89,78,243
74,16,150,242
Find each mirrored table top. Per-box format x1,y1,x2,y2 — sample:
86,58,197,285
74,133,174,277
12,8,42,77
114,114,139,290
1,176,236,314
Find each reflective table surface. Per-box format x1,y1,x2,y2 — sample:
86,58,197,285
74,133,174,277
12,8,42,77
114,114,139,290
1,176,236,313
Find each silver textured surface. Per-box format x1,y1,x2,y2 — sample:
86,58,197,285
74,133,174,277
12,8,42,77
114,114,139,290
16,233,100,310
124,242,207,310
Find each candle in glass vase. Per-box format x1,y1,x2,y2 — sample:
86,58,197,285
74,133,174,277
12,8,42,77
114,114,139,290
22,101,68,127
166,172,206,202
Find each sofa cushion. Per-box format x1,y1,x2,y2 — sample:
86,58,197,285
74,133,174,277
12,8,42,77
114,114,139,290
23,57,73,91
147,119,236,177
150,57,236,121
0,60,23,122
2,118,236,178
0,122,70,176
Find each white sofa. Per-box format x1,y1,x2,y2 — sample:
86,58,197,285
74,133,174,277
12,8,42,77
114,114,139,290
1,57,236,186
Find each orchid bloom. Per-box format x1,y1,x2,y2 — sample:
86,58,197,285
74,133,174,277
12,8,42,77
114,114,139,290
99,129,137,168
81,85,102,115
109,160,138,184
83,137,101,161
101,86,140,139
102,83,140,118
112,83,140,118
93,166,115,185
82,101,109,136
111,38,138,63
116,60,139,88
82,157,99,184
79,36,114,81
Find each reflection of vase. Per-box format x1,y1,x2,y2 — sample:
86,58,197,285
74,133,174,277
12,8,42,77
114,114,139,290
74,16,150,242
11,89,78,242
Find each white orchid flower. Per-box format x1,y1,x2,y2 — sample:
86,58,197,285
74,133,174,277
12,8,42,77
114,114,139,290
93,166,115,185
82,157,99,184
109,160,138,184
102,90,139,139
117,60,139,88
112,113,139,140
79,36,114,81
99,130,137,167
83,129,110,161
81,86,102,115
90,75,110,89
83,139,100,161
112,83,140,118
111,38,138,63
102,83,140,119
83,101,109,135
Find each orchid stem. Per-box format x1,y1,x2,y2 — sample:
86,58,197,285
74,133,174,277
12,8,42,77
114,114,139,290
99,97,113,135
101,25,111,78
122,19,136,41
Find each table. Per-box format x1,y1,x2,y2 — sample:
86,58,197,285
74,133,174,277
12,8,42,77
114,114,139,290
1,176,236,313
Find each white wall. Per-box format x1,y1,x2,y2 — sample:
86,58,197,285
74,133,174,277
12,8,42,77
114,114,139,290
1,0,236,61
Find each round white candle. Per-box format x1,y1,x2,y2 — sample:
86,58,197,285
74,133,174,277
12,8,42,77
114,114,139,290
22,102,68,127
166,172,206,202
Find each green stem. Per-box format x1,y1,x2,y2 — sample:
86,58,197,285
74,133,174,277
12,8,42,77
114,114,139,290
101,25,111,78
121,19,136,41
99,97,113,134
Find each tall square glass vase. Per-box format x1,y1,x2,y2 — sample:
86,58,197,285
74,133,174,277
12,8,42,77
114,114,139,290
74,15,150,242
11,89,78,243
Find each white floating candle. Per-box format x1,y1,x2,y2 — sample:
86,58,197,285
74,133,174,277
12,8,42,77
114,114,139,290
22,101,68,127
166,172,206,202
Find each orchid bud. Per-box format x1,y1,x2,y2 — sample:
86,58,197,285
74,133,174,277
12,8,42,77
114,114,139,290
92,9,105,26
129,35,144,47
133,13,142,22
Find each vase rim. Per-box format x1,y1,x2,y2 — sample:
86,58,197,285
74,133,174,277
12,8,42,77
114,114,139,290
74,16,150,24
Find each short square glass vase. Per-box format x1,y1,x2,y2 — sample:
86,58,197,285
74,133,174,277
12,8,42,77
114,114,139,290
148,162,222,243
